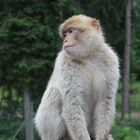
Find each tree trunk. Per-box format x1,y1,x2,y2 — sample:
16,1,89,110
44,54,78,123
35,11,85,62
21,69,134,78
122,0,131,119
24,87,34,140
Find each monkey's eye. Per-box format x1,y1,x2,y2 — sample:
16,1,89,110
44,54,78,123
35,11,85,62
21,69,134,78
68,28,73,34
63,32,67,38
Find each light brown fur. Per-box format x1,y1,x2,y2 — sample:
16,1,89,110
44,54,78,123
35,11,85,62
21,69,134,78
59,15,100,38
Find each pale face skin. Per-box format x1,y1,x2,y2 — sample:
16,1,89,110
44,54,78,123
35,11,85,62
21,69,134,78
62,27,81,55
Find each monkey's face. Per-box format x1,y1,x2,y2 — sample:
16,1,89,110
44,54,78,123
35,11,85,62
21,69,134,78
59,15,104,59
62,27,82,55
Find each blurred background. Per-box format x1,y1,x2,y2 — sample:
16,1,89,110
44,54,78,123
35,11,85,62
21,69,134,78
0,0,139,140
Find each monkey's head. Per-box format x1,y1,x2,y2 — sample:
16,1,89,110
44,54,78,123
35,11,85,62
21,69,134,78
59,14,105,59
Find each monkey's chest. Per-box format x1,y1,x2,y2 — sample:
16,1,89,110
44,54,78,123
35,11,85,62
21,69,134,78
59,60,104,103
61,62,90,89
60,62,95,102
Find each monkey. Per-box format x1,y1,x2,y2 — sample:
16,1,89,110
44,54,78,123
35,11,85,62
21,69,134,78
34,14,120,140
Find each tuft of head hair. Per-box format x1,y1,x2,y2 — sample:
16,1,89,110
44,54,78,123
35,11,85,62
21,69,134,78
59,14,101,38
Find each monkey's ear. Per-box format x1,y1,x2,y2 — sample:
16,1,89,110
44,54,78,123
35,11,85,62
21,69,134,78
92,19,100,31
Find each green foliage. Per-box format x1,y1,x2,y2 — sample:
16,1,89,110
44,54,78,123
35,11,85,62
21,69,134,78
116,82,140,112
0,0,84,94
123,113,130,120
0,118,24,140
0,2,59,92
112,119,140,140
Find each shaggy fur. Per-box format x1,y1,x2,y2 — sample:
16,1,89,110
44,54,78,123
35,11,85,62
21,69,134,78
34,14,120,140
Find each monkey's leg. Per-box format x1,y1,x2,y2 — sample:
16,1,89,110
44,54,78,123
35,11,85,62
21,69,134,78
93,89,115,140
35,88,66,140
62,88,91,140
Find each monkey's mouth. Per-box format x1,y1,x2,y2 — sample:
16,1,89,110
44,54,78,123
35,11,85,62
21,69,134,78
64,45,75,49
64,45,79,54
64,44,80,50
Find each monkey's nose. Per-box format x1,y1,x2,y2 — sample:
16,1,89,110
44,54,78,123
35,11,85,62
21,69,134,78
64,39,68,43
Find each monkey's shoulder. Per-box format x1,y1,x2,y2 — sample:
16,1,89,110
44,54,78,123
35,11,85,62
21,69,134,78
92,46,119,67
85,46,120,81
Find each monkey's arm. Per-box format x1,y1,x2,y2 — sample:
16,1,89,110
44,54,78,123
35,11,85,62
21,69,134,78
94,84,116,140
93,46,119,140
62,87,91,140
34,87,66,140
34,54,66,140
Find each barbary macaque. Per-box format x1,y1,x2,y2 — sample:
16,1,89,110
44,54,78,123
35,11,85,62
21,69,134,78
34,14,120,140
